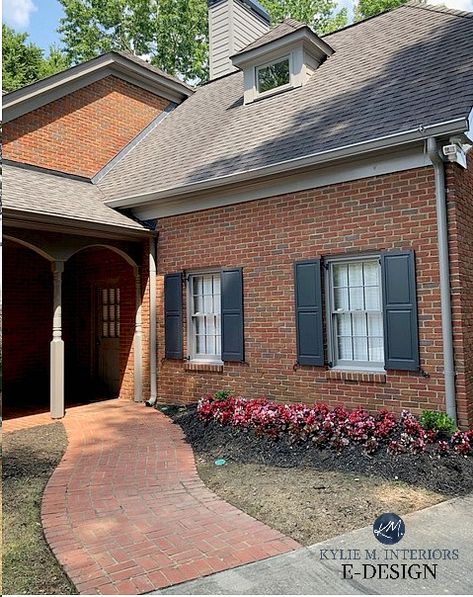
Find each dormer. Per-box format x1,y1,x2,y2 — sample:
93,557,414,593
230,18,334,104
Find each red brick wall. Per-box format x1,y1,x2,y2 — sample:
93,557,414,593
446,152,473,427
3,76,169,178
156,166,472,427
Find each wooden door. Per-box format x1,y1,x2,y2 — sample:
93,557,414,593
97,288,120,396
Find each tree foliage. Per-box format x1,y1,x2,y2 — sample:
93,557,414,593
354,0,409,21
2,25,70,92
58,0,208,82
261,0,347,34
58,0,347,84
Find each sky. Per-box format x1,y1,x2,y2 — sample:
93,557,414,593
3,0,473,54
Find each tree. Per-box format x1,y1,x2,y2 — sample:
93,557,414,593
58,0,347,85
58,0,209,83
2,25,70,92
261,0,347,34
354,0,409,21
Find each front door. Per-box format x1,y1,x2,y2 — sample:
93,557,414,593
96,288,120,396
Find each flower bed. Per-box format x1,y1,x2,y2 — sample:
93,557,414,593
197,396,473,457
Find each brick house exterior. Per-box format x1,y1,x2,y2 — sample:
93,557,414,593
3,2,473,427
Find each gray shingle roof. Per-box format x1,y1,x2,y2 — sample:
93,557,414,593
3,164,147,231
233,18,307,55
98,3,473,202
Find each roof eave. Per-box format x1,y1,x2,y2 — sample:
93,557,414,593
3,207,154,239
104,117,469,209
3,53,194,123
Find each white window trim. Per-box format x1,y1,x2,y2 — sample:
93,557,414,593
324,254,386,373
255,54,293,99
186,270,223,365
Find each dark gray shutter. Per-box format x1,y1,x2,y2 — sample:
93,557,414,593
294,259,324,366
381,250,419,371
221,268,244,362
164,273,183,359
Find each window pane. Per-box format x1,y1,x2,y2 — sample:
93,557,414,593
365,286,380,310
336,312,351,336
207,335,216,355
193,294,203,314
334,287,349,310
368,312,383,336
349,286,364,310
338,336,353,360
193,276,202,295
257,58,290,93
333,264,348,287
364,261,379,285
353,337,368,361
369,337,384,362
349,262,363,286
352,313,367,337
196,335,206,353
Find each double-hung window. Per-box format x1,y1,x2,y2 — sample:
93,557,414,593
327,257,384,370
188,272,222,363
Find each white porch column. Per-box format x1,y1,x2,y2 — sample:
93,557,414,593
149,239,157,403
50,261,65,419
134,267,143,402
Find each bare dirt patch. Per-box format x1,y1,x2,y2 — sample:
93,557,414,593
197,460,444,546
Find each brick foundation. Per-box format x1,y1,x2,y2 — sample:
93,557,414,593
156,166,472,427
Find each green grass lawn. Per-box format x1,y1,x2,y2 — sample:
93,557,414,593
2,423,77,595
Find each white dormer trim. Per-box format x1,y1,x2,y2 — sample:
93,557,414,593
232,26,334,104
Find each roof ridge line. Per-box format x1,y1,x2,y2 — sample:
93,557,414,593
404,1,472,19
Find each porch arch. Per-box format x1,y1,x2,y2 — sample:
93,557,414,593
3,234,55,262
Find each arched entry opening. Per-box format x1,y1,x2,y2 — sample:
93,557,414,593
64,245,140,402
3,238,54,416
3,236,145,419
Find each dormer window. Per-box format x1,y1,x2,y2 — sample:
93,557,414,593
256,56,291,96
231,18,334,105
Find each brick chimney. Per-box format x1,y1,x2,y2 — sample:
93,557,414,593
208,0,270,80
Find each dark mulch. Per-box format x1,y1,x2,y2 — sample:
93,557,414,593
163,404,473,496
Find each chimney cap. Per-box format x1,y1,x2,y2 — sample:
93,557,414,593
208,0,270,24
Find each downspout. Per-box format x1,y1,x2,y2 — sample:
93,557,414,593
145,236,158,406
427,137,457,423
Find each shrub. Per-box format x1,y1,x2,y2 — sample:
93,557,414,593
419,410,457,436
214,389,232,401
197,395,472,458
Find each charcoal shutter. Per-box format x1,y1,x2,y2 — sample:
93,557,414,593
294,259,324,366
221,268,244,362
381,250,419,371
164,273,183,359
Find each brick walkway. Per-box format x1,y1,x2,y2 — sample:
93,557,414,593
37,401,299,594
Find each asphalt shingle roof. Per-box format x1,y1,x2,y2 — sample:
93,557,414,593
3,164,147,231
95,3,472,202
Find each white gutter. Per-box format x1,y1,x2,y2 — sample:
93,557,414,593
105,117,469,209
427,138,457,424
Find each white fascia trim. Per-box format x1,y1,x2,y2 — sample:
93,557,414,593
132,144,430,220
105,117,468,210
3,54,193,122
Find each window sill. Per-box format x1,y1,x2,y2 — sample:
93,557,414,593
326,369,386,384
184,362,224,373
